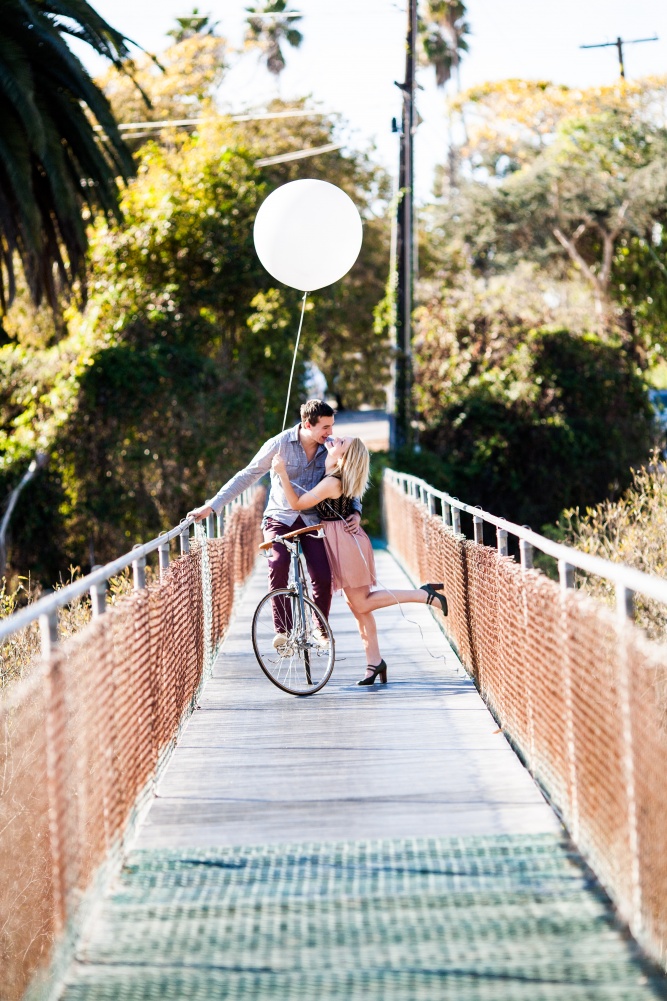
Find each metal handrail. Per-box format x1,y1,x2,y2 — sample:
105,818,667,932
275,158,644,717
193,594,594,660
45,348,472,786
0,487,259,647
384,468,667,611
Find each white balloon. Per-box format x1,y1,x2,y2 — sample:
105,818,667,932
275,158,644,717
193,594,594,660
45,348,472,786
253,179,363,292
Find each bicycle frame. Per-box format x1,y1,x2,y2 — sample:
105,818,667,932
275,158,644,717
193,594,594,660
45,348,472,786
254,526,334,696
284,538,312,684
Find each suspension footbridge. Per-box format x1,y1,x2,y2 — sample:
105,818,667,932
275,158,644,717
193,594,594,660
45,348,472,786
2,472,667,1000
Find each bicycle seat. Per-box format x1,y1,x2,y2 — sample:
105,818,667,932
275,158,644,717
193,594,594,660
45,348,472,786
258,523,324,552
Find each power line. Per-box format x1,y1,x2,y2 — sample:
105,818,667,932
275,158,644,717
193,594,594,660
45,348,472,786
246,11,303,18
580,35,658,79
94,109,332,135
254,141,342,166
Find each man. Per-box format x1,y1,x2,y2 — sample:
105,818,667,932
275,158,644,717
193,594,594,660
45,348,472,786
188,400,361,630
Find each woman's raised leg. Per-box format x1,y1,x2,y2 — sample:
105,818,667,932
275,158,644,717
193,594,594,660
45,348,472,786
345,586,429,615
344,584,443,683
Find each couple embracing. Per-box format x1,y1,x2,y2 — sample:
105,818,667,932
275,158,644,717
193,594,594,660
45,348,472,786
188,399,447,686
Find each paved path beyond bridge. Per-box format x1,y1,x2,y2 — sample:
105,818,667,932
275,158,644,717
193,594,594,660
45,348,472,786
60,549,666,1000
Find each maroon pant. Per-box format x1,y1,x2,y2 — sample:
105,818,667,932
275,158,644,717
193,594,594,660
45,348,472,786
263,516,332,630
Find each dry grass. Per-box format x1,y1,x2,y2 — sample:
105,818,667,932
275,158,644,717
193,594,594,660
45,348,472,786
0,567,140,692
562,454,667,642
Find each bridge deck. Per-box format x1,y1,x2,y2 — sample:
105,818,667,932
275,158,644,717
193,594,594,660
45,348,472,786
136,548,557,847
59,548,666,1000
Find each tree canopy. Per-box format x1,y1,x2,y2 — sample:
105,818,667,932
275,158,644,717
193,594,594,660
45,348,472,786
0,59,392,577
425,77,667,354
403,76,667,529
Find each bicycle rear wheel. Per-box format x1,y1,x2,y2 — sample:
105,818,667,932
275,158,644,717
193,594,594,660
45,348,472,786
251,588,335,696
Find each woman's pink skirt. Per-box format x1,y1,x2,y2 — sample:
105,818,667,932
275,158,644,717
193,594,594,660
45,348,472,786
322,520,376,592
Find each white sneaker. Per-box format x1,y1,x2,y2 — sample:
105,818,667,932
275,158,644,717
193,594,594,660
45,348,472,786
272,633,289,649
312,629,329,649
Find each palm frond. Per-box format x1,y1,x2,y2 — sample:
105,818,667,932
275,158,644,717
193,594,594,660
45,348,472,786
0,0,138,312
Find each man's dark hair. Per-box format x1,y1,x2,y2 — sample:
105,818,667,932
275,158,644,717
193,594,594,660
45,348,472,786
300,399,334,426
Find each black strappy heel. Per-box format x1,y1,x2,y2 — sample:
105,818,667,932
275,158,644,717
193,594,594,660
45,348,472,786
420,583,448,616
357,659,388,686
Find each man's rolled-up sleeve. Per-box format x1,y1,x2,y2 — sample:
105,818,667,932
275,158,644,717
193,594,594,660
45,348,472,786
351,496,362,515
205,437,279,514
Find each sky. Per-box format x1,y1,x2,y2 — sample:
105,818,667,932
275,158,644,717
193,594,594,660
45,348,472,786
74,1,667,202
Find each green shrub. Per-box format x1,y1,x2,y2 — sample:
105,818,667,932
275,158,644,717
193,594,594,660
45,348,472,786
413,326,652,529
561,456,667,641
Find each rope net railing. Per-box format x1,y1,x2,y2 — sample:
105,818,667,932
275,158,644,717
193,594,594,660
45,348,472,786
383,472,667,970
0,490,264,1001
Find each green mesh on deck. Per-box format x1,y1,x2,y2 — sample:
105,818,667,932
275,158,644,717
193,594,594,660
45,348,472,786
61,834,666,1001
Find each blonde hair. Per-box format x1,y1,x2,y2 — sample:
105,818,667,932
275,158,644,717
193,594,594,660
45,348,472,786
337,438,370,499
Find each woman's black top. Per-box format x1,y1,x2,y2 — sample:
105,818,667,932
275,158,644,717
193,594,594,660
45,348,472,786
315,475,355,522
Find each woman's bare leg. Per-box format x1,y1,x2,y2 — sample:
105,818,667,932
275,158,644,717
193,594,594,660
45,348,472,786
346,586,429,615
347,603,382,668
344,586,429,679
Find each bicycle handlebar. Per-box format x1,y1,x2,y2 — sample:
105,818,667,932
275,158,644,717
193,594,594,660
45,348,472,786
258,523,324,552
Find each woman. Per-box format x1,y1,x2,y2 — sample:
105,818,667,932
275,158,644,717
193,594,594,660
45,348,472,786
272,436,448,686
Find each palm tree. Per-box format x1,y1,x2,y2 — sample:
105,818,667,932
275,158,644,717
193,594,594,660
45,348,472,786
244,1,303,79
419,0,470,186
167,8,219,43
0,0,137,314
420,0,470,90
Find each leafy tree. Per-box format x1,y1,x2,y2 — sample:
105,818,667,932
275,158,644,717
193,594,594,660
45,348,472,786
0,12,392,580
410,77,665,534
228,103,392,408
0,0,136,314
438,85,667,343
244,1,303,79
97,33,227,128
408,275,653,529
0,108,391,576
451,76,667,177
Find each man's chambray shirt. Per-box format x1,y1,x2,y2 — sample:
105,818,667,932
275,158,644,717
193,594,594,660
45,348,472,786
205,424,361,528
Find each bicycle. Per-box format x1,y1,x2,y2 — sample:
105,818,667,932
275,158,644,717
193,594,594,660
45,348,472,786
252,523,335,696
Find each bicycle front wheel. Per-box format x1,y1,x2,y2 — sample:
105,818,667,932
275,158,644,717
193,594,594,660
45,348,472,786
252,588,335,696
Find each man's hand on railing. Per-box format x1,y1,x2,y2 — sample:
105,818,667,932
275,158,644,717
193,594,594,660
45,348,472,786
187,504,215,523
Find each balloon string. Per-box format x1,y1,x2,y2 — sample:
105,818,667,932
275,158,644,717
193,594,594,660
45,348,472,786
282,292,309,433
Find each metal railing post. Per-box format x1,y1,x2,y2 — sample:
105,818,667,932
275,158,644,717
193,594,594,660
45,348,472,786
617,585,635,622
41,607,66,934
40,609,58,658
520,536,534,569
473,508,484,544
206,512,215,538
559,559,575,591
132,545,146,590
158,537,170,576
497,528,508,557
442,501,451,528
451,504,461,535
615,581,642,928
179,521,190,555
217,511,225,537
90,572,107,616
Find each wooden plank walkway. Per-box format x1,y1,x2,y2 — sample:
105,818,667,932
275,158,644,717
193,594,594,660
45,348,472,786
135,547,559,848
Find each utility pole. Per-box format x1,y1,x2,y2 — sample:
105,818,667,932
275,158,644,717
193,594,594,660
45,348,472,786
391,0,417,452
580,35,658,78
